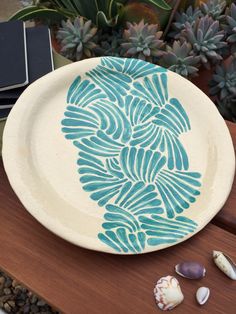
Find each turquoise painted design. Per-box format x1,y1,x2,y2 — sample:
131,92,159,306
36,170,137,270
61,57,202,253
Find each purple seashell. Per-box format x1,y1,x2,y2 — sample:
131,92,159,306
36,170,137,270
175,261,206,279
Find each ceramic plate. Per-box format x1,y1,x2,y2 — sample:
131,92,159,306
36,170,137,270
3,57,235,254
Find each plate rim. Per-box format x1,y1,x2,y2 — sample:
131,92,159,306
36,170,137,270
2,57,235,254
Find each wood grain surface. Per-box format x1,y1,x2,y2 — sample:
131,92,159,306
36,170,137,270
0,157,236,314
212,121,236,233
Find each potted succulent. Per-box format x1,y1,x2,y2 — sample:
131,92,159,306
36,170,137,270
10,0,236,122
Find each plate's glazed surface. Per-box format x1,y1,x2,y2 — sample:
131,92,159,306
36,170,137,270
3,57,235,254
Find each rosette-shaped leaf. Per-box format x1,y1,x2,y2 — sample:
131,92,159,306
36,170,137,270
184,15,227,67
225,3,236,53
200,0,226,20
95,30,123,57
57,17,97,61
210,57,236,122
121,20,165,62
209,58,236,99
162,40,200,78
216,96,236,122
169,5,202,39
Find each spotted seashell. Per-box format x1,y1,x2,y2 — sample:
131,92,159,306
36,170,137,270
154,275,184,311
213,250,236,280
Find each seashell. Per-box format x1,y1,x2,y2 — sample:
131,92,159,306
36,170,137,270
154,275,184,311
196,287,210,305
213,250,236,280
175,261,206,279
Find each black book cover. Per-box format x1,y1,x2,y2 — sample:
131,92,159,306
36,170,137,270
0,108,11,120
0,20,28,91
0,25,54,103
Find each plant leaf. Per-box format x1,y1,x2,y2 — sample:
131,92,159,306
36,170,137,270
96,10,119,27
9,6,65,22
146,0,172,10
8,6,38,20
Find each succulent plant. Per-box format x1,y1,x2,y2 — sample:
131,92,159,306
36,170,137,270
95,29,123,57
15,0,173,28
57,17,97,61
216,94,236,121
209,57,236,99
224,3,236,53
183,16,227,67
121,20,165,62
200,0,226,21
169,5,202,38
209,57,236,121
162,40,200,77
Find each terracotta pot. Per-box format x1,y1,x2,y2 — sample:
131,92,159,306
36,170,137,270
191,66,214,98
51,35,60,53
121,0,176,30
192,57,231,100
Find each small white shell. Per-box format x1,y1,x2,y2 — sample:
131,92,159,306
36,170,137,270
213,250,236,280
154,276,184,311
196,287,210,305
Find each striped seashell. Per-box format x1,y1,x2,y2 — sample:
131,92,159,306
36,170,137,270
154,275,184,311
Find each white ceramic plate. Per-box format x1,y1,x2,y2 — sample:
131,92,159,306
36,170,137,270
3,57,235,254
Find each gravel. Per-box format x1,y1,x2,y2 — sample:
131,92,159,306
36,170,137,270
0,270,59,313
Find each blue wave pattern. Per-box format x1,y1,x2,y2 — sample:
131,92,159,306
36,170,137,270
61,57,201,253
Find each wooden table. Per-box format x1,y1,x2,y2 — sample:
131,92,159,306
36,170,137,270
213,121,236,234
0,122,236,314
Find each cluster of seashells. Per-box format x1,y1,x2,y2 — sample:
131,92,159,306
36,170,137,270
153,251,236,311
